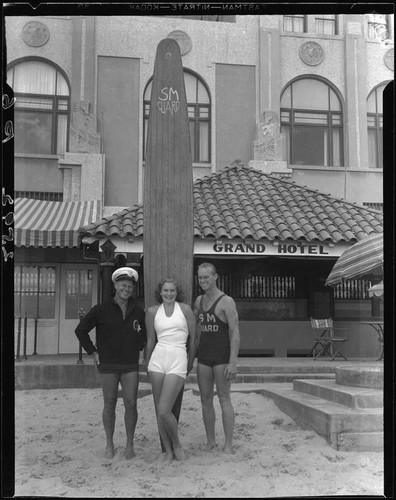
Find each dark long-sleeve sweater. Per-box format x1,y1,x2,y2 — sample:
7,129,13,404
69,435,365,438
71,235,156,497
75,299,146,365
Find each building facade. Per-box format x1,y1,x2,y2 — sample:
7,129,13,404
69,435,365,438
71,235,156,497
6,13,390,356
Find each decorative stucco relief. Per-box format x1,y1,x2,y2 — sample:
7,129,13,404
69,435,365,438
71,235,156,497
253,111,281,160
299,41,324,66
22,21,50,47
167,30,192,56
70,101,101,154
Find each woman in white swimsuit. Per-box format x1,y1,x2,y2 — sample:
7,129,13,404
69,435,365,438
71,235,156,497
145,278,196,461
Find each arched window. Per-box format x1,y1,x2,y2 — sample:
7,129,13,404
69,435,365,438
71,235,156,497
280,77,343,167
143,70,211,163
367,83,387,169
7,59,70,155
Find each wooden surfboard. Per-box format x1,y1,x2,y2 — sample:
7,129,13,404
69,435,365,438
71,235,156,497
143,38,194,451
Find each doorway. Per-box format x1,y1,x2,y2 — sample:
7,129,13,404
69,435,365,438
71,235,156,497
58,264,98,353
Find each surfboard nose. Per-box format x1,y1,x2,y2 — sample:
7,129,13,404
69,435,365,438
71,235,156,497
155,37,182,61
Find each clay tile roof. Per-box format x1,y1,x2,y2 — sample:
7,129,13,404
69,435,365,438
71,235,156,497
80,165,383,244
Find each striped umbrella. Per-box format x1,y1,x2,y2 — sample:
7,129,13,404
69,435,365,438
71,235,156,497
325,232,383,287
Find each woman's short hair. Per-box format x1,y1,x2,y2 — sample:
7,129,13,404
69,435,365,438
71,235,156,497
154,277,184,303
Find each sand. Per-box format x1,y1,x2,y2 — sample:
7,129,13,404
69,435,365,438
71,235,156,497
14,387,383,497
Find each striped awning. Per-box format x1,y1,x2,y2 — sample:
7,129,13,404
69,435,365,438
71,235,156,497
325,232,383,286
14,198,102,248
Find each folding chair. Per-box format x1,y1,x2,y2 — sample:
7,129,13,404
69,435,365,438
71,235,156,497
310,318,348,361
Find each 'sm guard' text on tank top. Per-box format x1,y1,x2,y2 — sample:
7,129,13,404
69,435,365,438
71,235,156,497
196,294,230,361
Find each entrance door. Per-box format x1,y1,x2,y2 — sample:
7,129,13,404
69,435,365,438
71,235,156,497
58,264,98,353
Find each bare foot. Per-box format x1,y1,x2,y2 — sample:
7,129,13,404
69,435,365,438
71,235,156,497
125,444,135,459
158,452,173,463
173,445,186,461
223,444,233,454
104,445,115,459
203,441,216,451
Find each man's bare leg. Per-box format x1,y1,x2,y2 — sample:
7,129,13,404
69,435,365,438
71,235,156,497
120,371,139,459
214,364,234,454
100,373,119,458
197,363,216,450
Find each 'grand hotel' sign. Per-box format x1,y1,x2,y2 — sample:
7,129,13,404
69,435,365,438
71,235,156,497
99,237,351,258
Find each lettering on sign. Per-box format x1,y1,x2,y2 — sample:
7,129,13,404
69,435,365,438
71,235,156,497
212,242,329,255
214,242,266,253
157,87,180,115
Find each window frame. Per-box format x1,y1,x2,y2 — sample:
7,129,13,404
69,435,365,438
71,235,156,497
7,57,71,156
143,68,211,164
14,264,57,319
283,14,307,33
367,82,388,169
314,14,338,35
280,76,344,167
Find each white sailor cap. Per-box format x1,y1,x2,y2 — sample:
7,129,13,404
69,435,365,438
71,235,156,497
111,267,139,283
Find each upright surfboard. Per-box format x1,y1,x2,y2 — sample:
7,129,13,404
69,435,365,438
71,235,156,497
143,38,194,450
144,38,194,307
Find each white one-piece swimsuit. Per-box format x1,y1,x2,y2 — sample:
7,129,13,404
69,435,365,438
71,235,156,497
148,302,189,379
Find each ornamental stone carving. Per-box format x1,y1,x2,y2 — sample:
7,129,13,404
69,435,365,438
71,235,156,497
70,101,101,154
22,21,50,47
299,41,324,66
384,49,394,71
167,31,192,56
253,111,281,160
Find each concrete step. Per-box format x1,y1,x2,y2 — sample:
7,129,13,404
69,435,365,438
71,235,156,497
15,363,336,390
138,372,336,385
177,365,337,375
293,379,383,409
335,365,383,389
255,383,383,452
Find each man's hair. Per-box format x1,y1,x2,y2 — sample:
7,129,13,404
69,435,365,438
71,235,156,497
154,277,184,303
198,262,217,275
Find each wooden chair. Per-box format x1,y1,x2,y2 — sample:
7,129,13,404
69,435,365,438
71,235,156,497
310,318,348,361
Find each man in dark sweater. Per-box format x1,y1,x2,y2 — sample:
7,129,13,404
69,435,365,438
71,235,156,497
75,267,146,459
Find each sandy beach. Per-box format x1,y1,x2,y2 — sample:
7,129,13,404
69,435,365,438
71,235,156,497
14,387,383,497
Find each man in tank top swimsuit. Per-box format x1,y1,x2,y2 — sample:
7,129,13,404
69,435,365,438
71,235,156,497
194,263,240,454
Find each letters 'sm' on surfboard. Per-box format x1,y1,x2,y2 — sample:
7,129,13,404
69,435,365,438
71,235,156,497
143,39,194,451
144,38,194,309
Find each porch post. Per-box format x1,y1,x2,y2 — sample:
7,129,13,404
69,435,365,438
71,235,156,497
101,265,114,302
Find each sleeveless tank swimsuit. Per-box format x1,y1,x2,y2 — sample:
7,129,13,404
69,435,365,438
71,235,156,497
148,302,189,379
196,294,230,366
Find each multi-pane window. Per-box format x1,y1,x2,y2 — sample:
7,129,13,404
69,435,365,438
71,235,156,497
334,279,373,299
7,59,70,155
367,83,386,169
65,269,93,319
367,14,389,40
280,78,343,167
15,191,63,201
144,70,211,163
283,15,306,33
14,266,57,318
315,14,337,35
194,274,296,299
